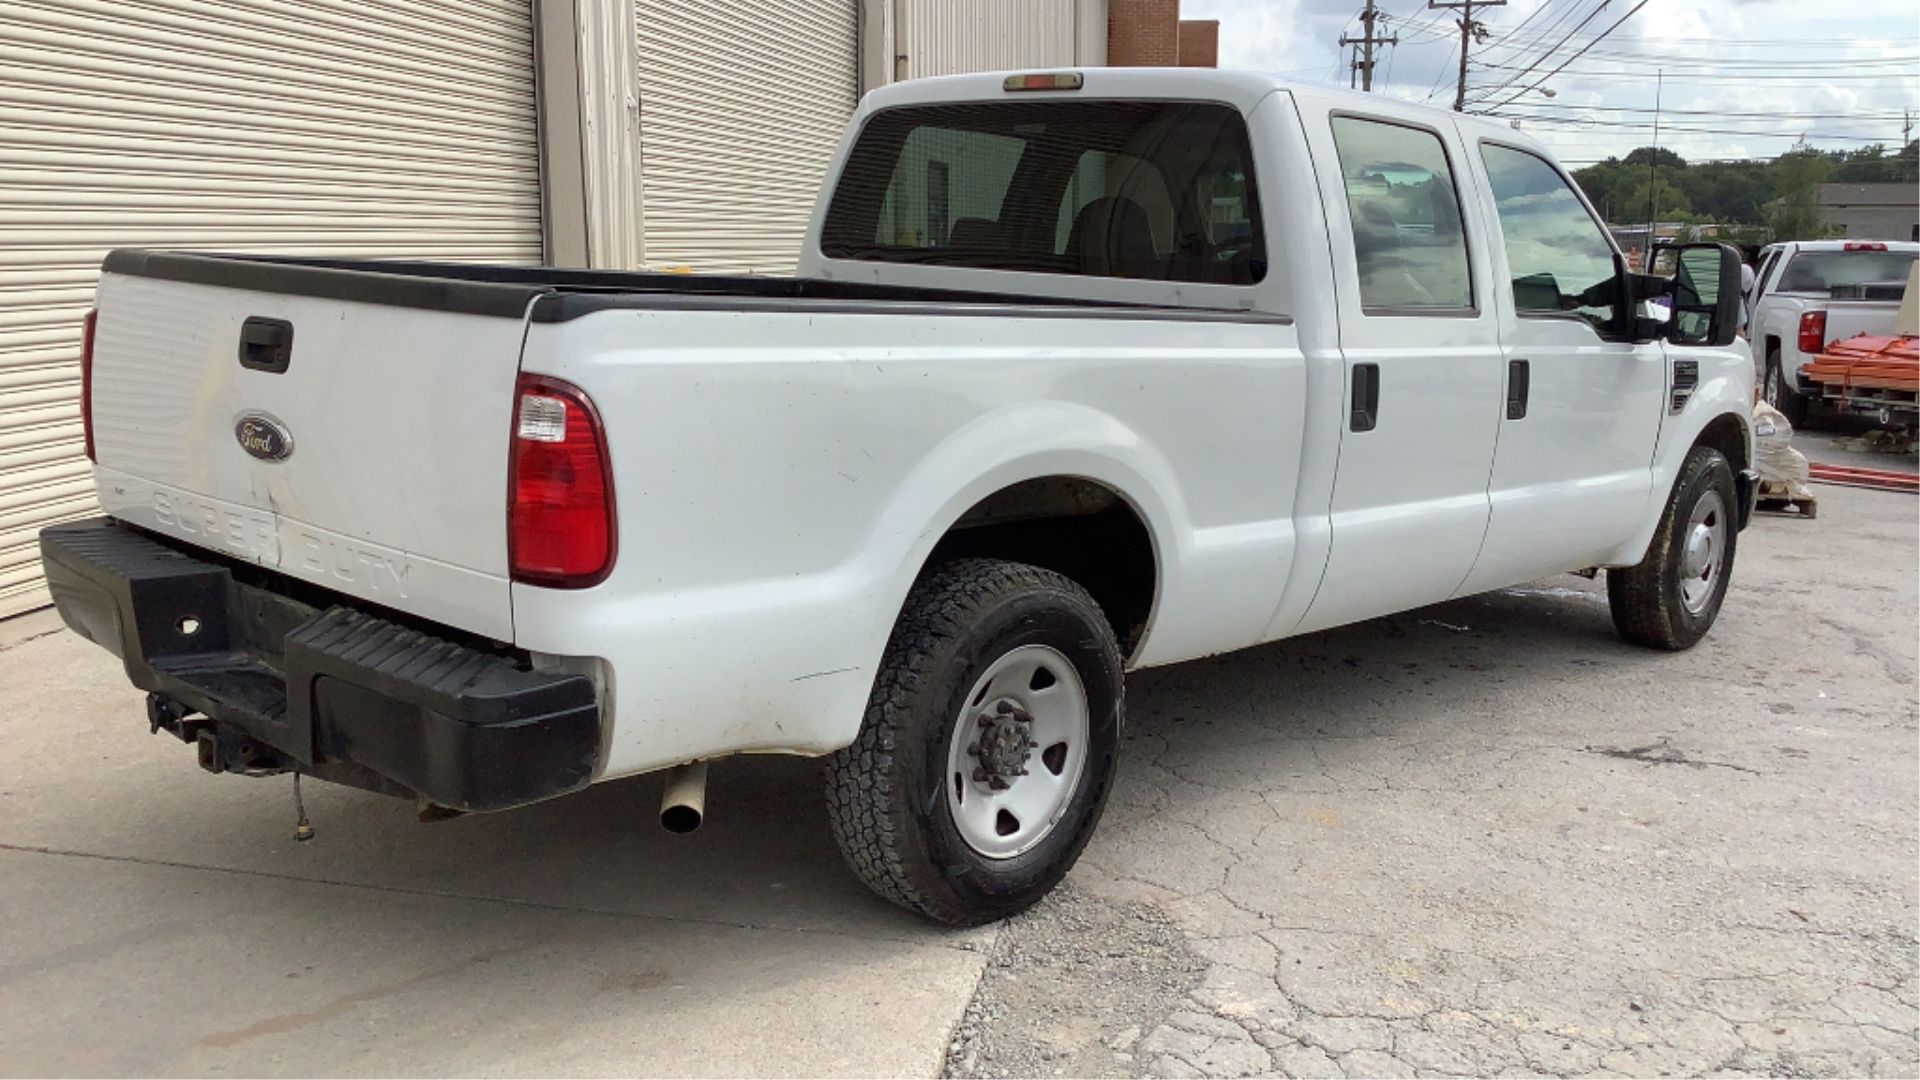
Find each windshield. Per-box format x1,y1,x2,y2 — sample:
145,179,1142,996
819,101,1266,285
1776,250,1916,294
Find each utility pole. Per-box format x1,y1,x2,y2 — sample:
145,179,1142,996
1645,68,1662,264
1428,0,1504,111
1340,0,1399,92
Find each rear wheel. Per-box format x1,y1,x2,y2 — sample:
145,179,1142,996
1609,446,1739,651
1764,347,1810,427
824,558,1123,926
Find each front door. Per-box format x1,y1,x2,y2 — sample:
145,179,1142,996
1293,113,1504,635
1457,141,1667,594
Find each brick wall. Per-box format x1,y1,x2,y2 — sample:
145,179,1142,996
1176,19,1218,66
1108,0,1180,66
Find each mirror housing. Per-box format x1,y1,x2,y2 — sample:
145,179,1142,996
1654,242,1744,348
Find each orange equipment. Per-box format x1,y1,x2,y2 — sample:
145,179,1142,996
1798,334,1919,428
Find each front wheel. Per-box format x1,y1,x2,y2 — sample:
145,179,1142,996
1608,446,1739,650
824,558,1123,926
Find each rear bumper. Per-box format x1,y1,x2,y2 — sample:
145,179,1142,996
40,518,600,812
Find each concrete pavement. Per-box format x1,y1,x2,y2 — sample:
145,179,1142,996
2,481,1914,1078
953,482,1920,1077
0,613,990,1076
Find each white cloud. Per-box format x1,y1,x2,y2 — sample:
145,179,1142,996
1176,0,1919,165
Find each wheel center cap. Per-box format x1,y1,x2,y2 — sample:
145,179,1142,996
971,701,1036,790
1683,525,1714,577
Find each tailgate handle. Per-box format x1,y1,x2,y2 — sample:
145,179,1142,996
238,317,294,373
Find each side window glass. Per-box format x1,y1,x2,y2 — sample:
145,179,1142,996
1329,117,1473,310
1479,143,1619,332
1755,249,1780,298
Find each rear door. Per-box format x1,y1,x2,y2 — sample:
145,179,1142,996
87,258,532,639
1457,140,1666,593
1293,111,1503,634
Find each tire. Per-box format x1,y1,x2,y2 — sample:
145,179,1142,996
1608,446,1739,651
824,558,1124,926
1764,347,1809,427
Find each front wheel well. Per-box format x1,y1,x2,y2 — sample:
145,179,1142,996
921,477,1158,657
1693,412,1750,476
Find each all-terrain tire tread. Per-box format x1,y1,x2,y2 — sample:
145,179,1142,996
823,558,1113,926
1608,446,1733,651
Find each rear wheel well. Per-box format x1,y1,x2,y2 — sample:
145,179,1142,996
923,477,1157,657
1694,412,1749,476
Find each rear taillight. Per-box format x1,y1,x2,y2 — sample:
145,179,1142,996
509,374,614,588
79,308,98,462
1842,242,1888,252
1798,310,1828,356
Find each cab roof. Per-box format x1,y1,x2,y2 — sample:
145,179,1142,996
861,66,1548,154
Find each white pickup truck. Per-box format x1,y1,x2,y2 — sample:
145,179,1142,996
1750,239,1918,423
42,69,1756,925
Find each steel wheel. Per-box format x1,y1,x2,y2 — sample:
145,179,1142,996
1678,488,1727,615
944,644,1090,860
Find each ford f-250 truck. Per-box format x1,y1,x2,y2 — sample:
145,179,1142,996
41,69,1756,925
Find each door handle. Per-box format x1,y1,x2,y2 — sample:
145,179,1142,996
238,316,294,373
1506,359,1530,420
1350,362,1380,432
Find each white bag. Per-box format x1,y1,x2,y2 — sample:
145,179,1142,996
1753,402,1812,499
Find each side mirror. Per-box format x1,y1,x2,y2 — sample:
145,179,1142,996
1621,256,1671,341
1664,242,1743,347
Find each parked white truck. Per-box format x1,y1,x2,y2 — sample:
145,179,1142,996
42,69,1756,925
1750,239,1919,423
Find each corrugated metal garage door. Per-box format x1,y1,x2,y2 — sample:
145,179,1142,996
902,0,1083,78
0,0,544,619
636,0,857,274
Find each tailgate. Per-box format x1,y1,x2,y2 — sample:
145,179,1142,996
87,255,536,640
1821,301,1901,346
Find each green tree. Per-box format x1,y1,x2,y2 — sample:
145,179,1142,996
1618,173,1694,224
1766,142,1836,242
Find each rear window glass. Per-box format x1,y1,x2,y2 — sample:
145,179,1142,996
1776,250,1917,294
820,101,1266,285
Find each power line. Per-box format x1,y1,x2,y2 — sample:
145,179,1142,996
1474,54,1920,71
1479,0,1712,111
1479,0,1589,70
1423,37,1464,100
1487,0,1569,46
1471,69,1920,82
1497,102,1914,120
1493,115,1912,141
1467,0,1620,105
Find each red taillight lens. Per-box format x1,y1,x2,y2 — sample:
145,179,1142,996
79,308,98,462
1842,242,1888,252
509,374,614,588
1798,310,1828,356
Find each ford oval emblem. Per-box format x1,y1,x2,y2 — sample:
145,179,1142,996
234,412,294,462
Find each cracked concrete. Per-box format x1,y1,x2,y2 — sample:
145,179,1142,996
956,483,1918,1078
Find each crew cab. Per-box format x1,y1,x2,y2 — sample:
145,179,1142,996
1750,239,1918,423
41,69,1756,925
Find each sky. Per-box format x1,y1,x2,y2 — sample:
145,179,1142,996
1178,0,1920,165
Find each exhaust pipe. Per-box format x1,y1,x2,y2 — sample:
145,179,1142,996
659,761,709,833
